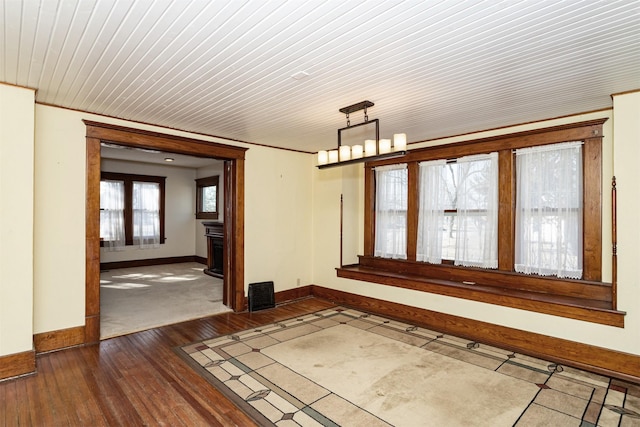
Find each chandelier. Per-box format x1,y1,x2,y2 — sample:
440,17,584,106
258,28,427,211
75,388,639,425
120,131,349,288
316,100,407,169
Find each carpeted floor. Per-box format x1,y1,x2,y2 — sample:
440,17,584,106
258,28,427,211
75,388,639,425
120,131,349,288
100,262,230,339
178,306,640,427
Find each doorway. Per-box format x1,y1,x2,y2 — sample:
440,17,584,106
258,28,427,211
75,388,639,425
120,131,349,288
84,120,248,343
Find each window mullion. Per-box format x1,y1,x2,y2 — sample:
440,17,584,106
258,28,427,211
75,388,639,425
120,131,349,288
498,150,515,271
124,179,134,246
406,162,419,261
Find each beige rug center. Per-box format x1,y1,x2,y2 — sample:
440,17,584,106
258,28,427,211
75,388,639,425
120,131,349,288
262,324,538,426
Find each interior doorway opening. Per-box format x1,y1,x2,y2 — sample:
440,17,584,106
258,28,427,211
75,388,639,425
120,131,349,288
84,120,248,343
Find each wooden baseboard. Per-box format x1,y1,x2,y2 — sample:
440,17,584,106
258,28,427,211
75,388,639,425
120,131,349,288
0,350,36,381
275,285,313,304
34,325,85,353
310,285,640,384
100,255,205,271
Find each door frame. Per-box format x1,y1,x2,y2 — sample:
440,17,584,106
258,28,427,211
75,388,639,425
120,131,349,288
84,120,248,344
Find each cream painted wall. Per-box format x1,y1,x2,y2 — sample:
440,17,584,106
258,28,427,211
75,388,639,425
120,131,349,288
195,162,225,259
244,146,314,291
0,84,34,356
612,91,640,353
100,159,197,263
312,106,640,357
32,103,314,334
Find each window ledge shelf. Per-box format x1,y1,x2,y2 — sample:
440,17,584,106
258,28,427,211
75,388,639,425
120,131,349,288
336,264,625,327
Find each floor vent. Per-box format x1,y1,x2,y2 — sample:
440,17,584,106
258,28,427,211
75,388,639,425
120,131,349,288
248,281,275,312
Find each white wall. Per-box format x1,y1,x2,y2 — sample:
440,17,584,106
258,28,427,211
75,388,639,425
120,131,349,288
244,145,314,291
195,162,225,259
612,91,640,354
31,103,314,334
312,104,640,358
100,159,197,263
0,84,34,356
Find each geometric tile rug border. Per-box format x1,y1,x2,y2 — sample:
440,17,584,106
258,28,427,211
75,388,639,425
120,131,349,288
175,307,640,427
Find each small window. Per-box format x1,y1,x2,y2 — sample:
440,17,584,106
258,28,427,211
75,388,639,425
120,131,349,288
196,176,219,220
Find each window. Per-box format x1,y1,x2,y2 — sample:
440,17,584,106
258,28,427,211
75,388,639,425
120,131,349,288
100,172,166,249
374,164,408,259
349,120,616,324
195,176,219,220
417,153,498,268
515,142,583,278
100,180,125,250
132,181,161,247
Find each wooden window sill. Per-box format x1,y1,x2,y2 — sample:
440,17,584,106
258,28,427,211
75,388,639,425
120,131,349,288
336,264,625,327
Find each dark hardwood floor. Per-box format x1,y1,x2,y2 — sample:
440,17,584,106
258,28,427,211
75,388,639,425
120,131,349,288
0,298,336,426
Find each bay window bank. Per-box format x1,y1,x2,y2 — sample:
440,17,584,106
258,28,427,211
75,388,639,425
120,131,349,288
338,119,625,327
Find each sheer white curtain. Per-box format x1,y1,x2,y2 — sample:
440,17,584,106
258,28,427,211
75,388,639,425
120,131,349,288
133,182,160,248
455,153,498,268
515,141,583,279
416,160,446,263
374,164,408,259
100,180,125,251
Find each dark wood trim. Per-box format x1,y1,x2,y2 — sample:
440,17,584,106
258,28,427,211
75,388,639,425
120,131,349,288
309,286,639,383
34,326,85,353
611,177,618,311
336,264,624,327
84,315,100,345
582,137,602,281
84,120,248,159
85,121,247,344
363,166,375,257
0,350,36,381
275,285,313,304
406,162,419,261
100,255,206,271
498,150,515,270
357,255,613,302
224,159,246,312
372,119,608,168
85,137,102,344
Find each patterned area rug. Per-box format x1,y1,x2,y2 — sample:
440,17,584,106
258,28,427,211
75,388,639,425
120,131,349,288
176,306,640,426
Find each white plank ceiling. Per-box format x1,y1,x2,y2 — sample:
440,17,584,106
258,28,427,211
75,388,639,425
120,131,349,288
2,0,639,154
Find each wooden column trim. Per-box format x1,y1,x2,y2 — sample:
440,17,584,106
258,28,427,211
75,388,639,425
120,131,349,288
406,162,419,261
85,137,101,344
583,136,603,281
363,166,375,256
498,150,515,270
232,159,246,311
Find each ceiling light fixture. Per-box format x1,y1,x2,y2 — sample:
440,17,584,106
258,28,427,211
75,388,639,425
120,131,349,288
164,157,175,162
316,100,407,169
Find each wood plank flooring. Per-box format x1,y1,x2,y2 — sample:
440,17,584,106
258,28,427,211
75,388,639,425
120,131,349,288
0,298,336,427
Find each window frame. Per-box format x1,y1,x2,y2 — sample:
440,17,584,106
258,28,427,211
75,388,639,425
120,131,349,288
351,119,620,324
195,175,220,220
100,171,166,246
